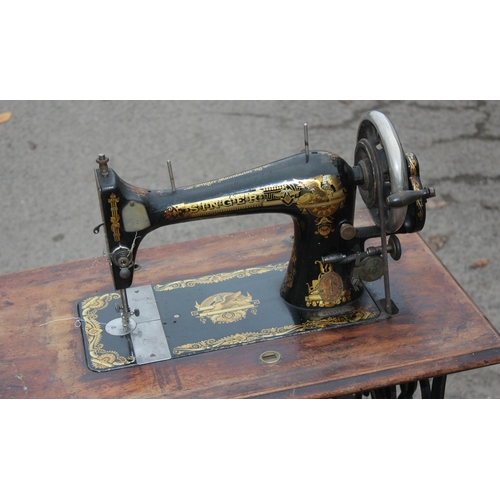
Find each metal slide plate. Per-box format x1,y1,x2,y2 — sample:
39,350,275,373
127,285,172,365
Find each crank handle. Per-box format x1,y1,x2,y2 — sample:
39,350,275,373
386,187,436,208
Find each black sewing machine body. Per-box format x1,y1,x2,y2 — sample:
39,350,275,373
96,150,362,309
79,111,435,372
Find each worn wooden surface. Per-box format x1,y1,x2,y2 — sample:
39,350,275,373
1,212,500,398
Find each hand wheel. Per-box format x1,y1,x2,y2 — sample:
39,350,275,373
354,111,409,233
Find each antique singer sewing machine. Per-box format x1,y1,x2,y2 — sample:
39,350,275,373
79,111,435,373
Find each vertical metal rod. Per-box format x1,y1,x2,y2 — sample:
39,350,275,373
372,151,392,314
119,289,132,331
304,123,309,162
167,160,176,192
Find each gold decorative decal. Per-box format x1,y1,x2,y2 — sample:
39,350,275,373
108,193,121,242
315,216,335,238
191,291,259,324
306,261,350,307
165,190,267,220
173,307,376,355
297,175,346,218
80,293,135,369
154,263,287,292
164,175,347,238
406,152,425,221
407,152,418,177
410,177,425,221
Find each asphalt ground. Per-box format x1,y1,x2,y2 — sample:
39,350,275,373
1,100,499,398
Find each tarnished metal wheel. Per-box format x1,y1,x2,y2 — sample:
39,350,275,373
355,111,409,233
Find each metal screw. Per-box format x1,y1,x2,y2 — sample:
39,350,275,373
96,154,109,177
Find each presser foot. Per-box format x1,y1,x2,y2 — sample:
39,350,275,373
105,317,137,336
106,289,140,335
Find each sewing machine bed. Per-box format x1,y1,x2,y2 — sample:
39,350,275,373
2,212,500,398
77,261,386,372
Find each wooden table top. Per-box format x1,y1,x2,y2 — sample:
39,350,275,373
2,212,500,398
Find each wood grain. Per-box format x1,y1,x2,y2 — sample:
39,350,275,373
1,213,500,398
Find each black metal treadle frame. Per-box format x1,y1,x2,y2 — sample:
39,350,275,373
349,376,448,399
